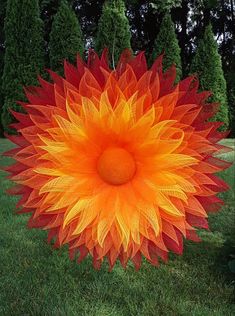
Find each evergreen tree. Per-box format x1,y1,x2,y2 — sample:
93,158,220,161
227,74,235,136
148,0,182,12
152,13,182,82
0,0,7,136
0,0,7,87
49,0,84,74
190,23,229,129
95,0,132,67
1,0,44,134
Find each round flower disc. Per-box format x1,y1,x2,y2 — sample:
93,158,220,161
97,147,136,185
4,49,231,270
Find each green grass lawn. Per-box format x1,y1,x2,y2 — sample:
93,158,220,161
0,138,234,316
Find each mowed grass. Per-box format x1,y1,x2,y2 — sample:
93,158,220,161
0,138,234,316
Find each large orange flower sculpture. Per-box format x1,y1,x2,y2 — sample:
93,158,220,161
4,49,231,270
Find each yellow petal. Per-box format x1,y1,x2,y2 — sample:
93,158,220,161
63,198,92,228
139,205,160,237
72,206,97,234
156,192,182,217
39,176,74,194
130,210,141,244
97,219,110,247
156,185,188,202
34,167,65,177
150,120,177,139
53,114,86,139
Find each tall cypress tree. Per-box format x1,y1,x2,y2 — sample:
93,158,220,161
152,13,182,82
95,0,132,67
0,0,7,90
49,0,84,74
0,0,7,136
190,23,229,129
226,68,235,137
1,0,44,134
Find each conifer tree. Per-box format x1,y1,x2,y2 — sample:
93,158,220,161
0,0,7,136
152,13,182,82
95,0,132,67
49,0,84,74
1,0,44,134
190,23,229,129
0,0,7,90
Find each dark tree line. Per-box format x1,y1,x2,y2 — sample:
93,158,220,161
0,0,234,135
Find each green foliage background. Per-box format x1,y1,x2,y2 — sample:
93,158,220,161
49,0,84,75
152,13,182,82
95,0,132,66
0,0,233,134
1,0,44,134
190,24,229,130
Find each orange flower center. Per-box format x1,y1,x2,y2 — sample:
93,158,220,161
97,147,136,185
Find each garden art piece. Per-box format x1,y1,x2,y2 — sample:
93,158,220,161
4,49,231,270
